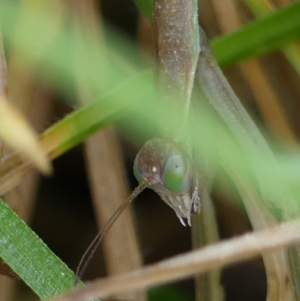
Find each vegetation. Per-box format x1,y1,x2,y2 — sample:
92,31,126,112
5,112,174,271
0,1,300,301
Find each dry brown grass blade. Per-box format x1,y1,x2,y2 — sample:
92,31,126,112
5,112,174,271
4,86,54,220
239,59,297,143
70,3,145,300
0,2,55,175
0,26,6,158
0,1,65,195
0,18,54,300
0,154,32,197
0,24,16,301
84,128,145,301
6,0,58,217
2,89,54,301
212,0,297,144
51,218,300,301
232,172,294,301
0,93,51,175
210,1,296,300
0,26,6,96
137,15,154,59
192,185,223,301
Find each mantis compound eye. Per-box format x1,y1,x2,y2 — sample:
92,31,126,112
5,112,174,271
162,154,192,193
133,152,143,183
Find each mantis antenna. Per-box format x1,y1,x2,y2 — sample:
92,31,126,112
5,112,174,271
75,181,148,284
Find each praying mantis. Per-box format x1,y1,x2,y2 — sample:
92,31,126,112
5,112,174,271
75,1,225,300
75,1,300,301
76,0,211,285
74,0,226,280
0,1,300,301
133,0,201,227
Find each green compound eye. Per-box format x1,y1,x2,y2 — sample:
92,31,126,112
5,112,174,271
162,154,192,193
133,152,143,183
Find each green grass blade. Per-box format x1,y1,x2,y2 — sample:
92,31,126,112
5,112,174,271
242,0,300,77
134,0,153,21
212,2,300,67
1,1,300,300
0,198,75,300
40,70,153,159
0,69,154,195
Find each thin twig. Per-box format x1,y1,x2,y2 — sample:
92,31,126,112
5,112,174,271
51,218,300,301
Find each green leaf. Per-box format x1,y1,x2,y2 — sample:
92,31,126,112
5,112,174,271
134,0,153,21
0,198,75,300
39,70,153,159
212,2,300,67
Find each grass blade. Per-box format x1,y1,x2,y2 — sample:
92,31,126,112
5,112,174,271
0,198,76,300
0,94,51,174
212,2,300,67
0,70,154,195
51,218,300,301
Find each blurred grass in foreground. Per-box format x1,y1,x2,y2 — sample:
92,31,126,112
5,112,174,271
0,0,300,300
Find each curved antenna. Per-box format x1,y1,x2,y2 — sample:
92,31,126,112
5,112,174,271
74,181,148,284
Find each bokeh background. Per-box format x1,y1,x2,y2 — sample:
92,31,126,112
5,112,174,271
1,0,300,301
